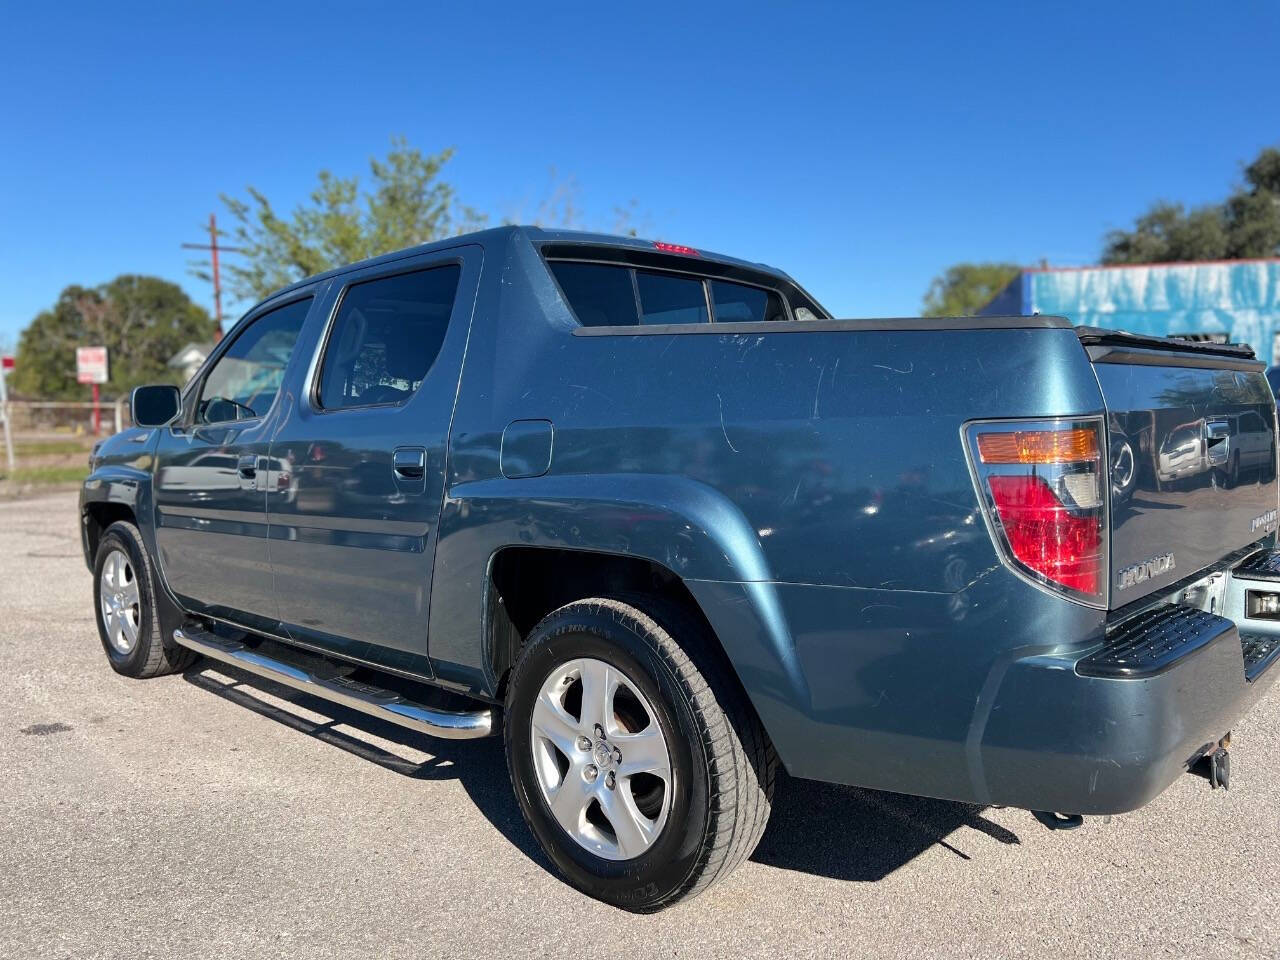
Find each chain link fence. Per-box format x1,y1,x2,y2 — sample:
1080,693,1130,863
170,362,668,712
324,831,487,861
0,399,133,490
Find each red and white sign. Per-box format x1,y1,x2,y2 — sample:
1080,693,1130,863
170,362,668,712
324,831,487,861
76,346,109,385
1,355,13,371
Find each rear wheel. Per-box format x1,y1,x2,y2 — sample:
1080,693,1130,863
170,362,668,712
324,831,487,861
504,597,775,912
92,522,195,678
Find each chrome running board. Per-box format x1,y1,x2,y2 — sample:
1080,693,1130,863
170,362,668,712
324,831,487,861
172,625,495,740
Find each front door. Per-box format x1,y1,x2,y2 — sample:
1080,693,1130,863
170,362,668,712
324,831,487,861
267,247,481,676
152,293,317,631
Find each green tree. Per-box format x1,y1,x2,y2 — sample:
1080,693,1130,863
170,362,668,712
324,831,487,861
1224,147,1280,257
922,262,1021,317
218,137,486,302
1101,202,1228,264
1103,145,1280,264
11,276,215,400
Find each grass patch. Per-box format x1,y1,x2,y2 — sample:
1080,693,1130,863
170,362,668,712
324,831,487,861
0,465,88,487
14,440,95,457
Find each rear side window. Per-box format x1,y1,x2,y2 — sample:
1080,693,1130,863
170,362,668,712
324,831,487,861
547,262,637,327
710,280,787,324
636,271,708,325
318,265,461,410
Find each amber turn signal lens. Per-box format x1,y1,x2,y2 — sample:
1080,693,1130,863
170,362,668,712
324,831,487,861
977,428,1099,464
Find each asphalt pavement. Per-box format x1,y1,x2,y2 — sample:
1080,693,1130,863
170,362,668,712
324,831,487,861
2,493,1277,959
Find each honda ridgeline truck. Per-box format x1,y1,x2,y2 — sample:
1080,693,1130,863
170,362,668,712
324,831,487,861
81,226,1280,911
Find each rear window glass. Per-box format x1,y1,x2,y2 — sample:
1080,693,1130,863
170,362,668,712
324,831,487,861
710,280,787,324
636,271,708,326
549,259,797,328
548,262,637,327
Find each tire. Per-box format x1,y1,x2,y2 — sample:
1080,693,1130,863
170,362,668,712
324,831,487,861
92,521,196,679
504,596,776,912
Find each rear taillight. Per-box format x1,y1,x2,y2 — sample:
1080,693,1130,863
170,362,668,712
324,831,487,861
965,419,1107,606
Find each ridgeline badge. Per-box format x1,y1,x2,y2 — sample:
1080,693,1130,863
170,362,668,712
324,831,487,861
1117,553,1176,591
1251,509,1277,534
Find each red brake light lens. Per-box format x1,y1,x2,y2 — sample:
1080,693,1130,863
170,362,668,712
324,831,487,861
653,241,700,256
986,475,1102,594
968,421,1107,604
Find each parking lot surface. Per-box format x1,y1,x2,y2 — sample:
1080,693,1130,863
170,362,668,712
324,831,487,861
2,493,1278,959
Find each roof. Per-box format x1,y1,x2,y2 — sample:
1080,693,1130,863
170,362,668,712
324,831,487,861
249,225,793,314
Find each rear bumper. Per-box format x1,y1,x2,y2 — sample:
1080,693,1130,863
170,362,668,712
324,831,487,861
979,608,1278,815
689,555,1280,816
979,551,1280,815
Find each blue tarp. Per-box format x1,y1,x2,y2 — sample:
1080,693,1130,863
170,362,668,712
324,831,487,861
981,261,1280,365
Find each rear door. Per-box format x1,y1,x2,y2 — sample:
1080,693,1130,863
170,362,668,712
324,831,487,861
266,246,481,677
153,293,317,631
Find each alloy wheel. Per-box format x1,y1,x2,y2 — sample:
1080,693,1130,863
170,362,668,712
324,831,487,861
99,549,141,654
529,657,673,860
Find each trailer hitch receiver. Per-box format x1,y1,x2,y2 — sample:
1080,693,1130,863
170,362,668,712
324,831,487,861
1191,732,1231,791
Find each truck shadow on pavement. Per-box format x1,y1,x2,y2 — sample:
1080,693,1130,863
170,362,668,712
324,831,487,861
754,777,1020,881
184,664,1020,884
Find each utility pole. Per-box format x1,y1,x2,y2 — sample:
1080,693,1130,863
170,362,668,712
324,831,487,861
0,360,14,473
182,213,244,341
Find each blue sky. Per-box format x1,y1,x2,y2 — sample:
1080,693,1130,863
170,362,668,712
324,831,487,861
2,1,1277,346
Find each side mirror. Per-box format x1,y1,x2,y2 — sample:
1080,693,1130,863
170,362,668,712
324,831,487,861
131,384,182,428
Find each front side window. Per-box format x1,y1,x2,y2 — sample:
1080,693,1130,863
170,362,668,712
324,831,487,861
197,297,312,424
318,265,461,410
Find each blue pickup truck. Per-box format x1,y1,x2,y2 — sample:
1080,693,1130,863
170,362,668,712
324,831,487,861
82,226,1280,910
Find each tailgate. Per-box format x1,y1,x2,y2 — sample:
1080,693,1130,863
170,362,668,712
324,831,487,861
1082,329,1280,607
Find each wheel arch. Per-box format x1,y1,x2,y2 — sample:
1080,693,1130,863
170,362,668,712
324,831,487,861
479,543,808,770
81,468,149,568
81,468,187,640
427,474,811,760
484,546,724,696
83,500,138,563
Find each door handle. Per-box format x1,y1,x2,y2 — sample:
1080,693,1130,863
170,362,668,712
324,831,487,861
237,453,260,490
393,448,426,480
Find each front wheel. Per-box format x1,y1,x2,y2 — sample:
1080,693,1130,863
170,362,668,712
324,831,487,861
92,521,195,678
504,597,775,912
